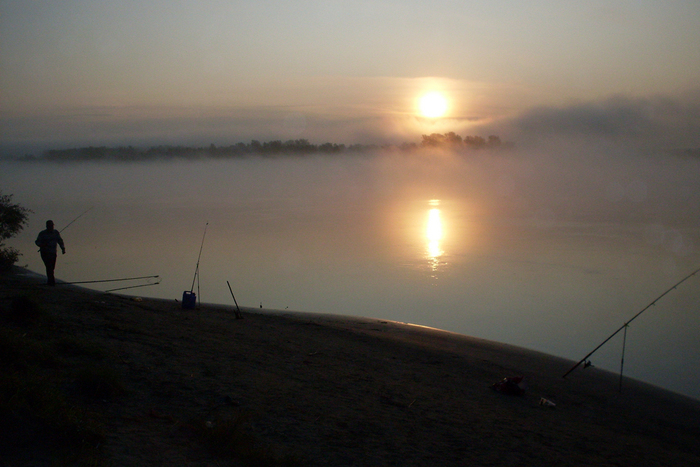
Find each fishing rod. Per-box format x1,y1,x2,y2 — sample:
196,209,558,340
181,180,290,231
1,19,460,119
181,222,209,309
562,266,700,379
619,324,628,393
190,222,209,293
106,281,161,293
37,206,95,252
59,275,160,285
59,206,94,233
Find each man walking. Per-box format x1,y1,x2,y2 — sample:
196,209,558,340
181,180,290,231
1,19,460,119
35,220,65,286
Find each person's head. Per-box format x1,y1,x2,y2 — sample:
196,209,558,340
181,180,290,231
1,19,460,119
46,220,54,231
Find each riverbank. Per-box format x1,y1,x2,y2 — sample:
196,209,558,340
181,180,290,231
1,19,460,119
2,267,699,466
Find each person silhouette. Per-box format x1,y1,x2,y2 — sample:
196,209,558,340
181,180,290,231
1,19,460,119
35,220,65,286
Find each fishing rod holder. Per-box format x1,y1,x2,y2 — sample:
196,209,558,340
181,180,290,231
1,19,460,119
182,222,208,310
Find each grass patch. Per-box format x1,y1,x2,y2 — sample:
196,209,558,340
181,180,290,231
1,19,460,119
0,373,106,465
195,414,305,467
54,336,108,360
0,327,60,372
74,365,126,401
1,293,47,327
0,295,113,465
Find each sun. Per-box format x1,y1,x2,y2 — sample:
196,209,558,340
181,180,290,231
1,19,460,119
418,92,448,118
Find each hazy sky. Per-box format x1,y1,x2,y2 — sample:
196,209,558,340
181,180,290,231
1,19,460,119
2,0,700,152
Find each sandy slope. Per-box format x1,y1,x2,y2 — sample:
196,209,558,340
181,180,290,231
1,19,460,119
2,267,700,466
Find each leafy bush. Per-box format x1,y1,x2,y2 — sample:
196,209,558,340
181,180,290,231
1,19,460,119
0,191,32,270
0,246,21,270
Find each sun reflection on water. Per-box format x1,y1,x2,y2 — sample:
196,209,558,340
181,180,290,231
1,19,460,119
426,200,444,272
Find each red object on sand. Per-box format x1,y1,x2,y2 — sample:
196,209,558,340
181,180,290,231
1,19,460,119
491,376,527,396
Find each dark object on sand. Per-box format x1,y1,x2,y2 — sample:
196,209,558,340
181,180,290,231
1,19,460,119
491,376,527,396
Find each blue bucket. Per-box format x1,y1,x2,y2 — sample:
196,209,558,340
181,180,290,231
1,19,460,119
182,291,196,309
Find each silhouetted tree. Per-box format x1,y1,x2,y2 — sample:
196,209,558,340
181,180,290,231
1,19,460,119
0,191,32,270
445,132,462,145
464,136,486,148
421,133,447,147
318,142,345,153
263,140,283,154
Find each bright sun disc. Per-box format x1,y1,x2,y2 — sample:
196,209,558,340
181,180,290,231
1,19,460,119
419,92,448,118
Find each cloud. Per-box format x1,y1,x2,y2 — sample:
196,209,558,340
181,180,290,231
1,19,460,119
517,98,654,137
499,92,700,149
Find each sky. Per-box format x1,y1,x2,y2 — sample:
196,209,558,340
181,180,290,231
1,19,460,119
1,0,700,153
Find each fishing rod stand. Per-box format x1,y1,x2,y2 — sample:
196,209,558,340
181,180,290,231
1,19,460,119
562,266,700,382
183,222,208,310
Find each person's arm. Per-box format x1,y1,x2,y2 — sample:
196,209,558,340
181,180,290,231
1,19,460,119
35,231,45,248
57,233,66,254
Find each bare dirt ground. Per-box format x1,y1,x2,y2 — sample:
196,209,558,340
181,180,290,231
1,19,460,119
2,267,700,466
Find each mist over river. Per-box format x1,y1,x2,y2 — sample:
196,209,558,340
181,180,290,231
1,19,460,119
3,145,700,398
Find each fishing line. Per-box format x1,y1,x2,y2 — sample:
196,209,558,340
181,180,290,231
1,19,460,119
563,266,700,379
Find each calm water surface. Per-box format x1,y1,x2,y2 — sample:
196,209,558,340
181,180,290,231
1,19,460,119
3,148,700,398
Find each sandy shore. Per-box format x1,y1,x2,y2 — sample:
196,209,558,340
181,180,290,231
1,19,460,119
2,267,700,466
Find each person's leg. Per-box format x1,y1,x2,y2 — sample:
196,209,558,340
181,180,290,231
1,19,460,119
41,252,57,285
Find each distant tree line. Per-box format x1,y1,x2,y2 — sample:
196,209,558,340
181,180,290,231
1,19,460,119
21,133,512,162
420,132,506,149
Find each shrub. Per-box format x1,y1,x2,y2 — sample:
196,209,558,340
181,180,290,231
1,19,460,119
0,246,21,270
0,191,32,271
